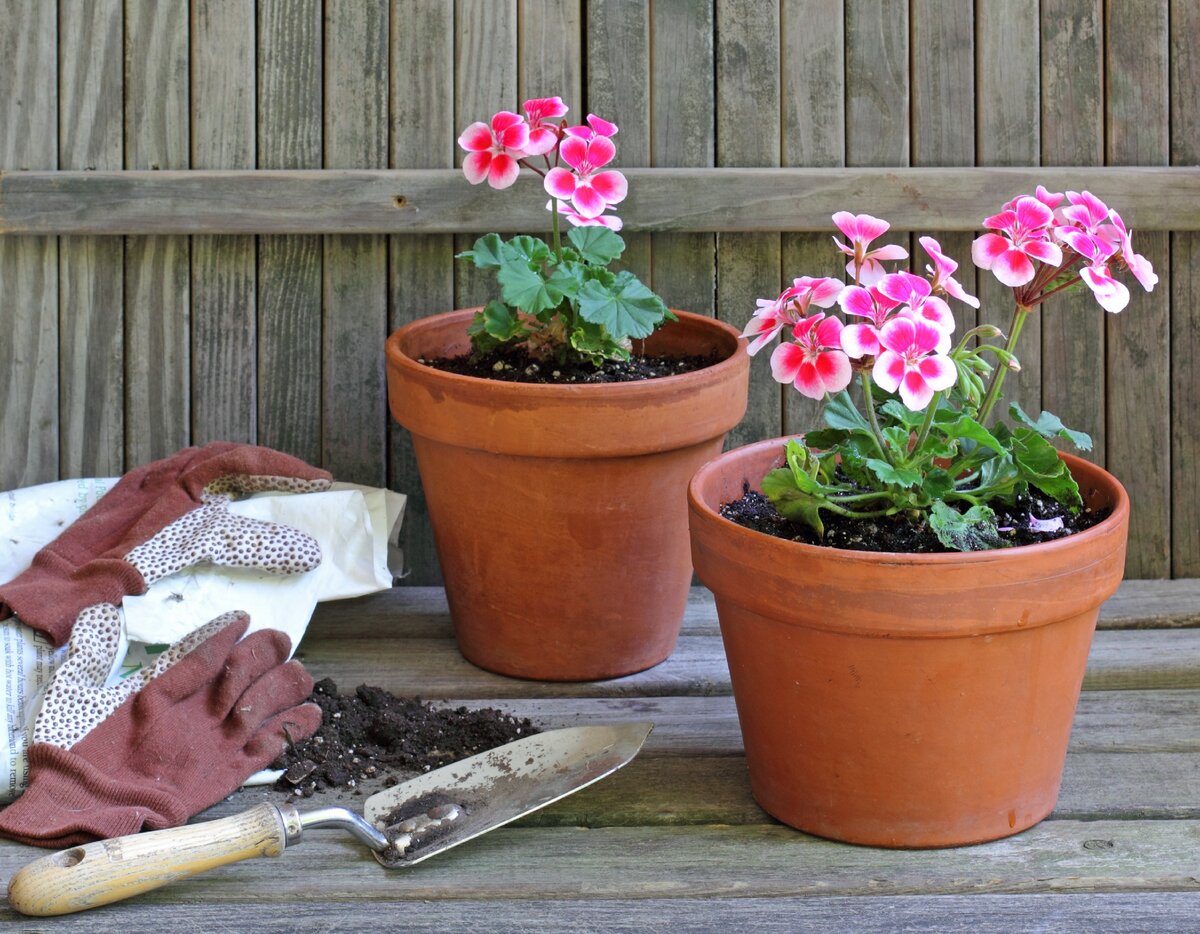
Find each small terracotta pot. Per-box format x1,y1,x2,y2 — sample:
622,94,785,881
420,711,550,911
688,438,1130,847
386,309,749,681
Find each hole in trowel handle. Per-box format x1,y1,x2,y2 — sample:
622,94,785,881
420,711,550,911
55,848,86,869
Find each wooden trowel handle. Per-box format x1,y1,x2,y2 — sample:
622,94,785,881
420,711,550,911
7,802,289,916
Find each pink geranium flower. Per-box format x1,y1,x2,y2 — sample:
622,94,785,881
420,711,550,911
770,313,852,400
522,96,569,155
458,112,530,189
832,212,909,285
1062,190,1110,232
871,317,957,411
972,196,1063,287
564,114,618,140
1057,229,1130,313
1098,210,1159,292
838,284,901,358
919,236,980,309
546,199,623,231
742,277,842,356
544,134,628,218
1004,185,1064,214
876,271,957,333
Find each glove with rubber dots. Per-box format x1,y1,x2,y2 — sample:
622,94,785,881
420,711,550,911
0,612,322,848
0,442,332,646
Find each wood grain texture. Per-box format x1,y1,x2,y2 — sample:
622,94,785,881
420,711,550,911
716,0,780,448
256,0,322,465
388,0,455,586
1105,0,1171,579
123,0,191,465
322,0,389,487
845,0,907,168
0,0,58,488
190,0,256,444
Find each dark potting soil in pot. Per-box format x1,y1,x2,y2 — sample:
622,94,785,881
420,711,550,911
421,346,721,384
271,679,538,798
721,484,1111,554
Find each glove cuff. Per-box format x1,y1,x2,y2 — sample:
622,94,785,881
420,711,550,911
0,557,147,647
0,743,188,848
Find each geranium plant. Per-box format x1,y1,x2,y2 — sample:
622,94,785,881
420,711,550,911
456,96,672,365
745,188,1157,551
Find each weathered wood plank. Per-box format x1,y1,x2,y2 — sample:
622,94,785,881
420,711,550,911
4,166,1200,235
123,0,191,465
1040,0,1106,468
256,0,322,465
649,0,715,316
57,0,124,478
388,0,456,586
323,0,389,487
0,0,58,488
716,0,781,447
190,0,256,444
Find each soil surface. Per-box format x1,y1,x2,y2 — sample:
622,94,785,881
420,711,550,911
422,347,721,384
721,484,1110,553
271,679,538,798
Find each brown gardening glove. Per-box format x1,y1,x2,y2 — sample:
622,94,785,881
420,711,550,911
0,442,332,646
0,614,321,848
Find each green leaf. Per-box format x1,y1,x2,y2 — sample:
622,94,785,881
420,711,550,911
880,399,923,430
882,426,913,459
1011,428,1082,507
823,391,873,433
497,261,567,314
577,271,670,340
570,320,626,363
1008,404,1093,452
501,235,552,266
923,467,955,501
761,467,828,537
457,233,506,269
479,300,524,341
800,428,851,451
929,501,1004,552
942,415,1006,455
865,458,923,489
567,226,625,266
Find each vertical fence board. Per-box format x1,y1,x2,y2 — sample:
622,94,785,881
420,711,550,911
322,0,388,487
716,0,780,447
124,0,190,466
650,0,715,316
780,0,845,436
1170,0,1200,577
190,0,256,444
520,0,583,107
0,0,58,488
58,0,124,477
1105,0,1170,578
1040,0,1105,466
586,0,651,284
390,0,456,585
976,0,1041,417
257,0,322,465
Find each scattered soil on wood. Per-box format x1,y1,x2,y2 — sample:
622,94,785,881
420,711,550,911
271,679,538,798
422,346,721,384
721,484,1110,553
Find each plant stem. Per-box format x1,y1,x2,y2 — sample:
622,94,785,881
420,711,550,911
860,372,893,464
912,391,943,453
823,503,896,520
550,198,563,262
829,491,896,504
977,304,1030,425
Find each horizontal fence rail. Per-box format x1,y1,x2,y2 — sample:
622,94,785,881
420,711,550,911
2,166,1198,234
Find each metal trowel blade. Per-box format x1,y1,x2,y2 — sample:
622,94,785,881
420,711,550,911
363,722,653,867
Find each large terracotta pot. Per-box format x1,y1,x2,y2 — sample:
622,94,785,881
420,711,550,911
688,438,1130,847
386,309,749,681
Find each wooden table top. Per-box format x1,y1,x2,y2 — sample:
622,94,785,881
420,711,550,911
2,581,1198,931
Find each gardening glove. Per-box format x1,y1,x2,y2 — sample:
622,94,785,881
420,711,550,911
0,613,322,848
0,442,332,646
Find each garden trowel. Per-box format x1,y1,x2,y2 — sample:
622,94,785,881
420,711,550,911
8,722,653,916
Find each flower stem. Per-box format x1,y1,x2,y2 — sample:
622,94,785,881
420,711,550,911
912,390,944,453
860,373,893,464
978,304,1030,425
550,198,563,262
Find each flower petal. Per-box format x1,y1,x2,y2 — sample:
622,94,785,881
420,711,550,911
972,232,1011,268
586,136,617,169
770,342,805,385
841,323,881,359
1023,238,1064,266
814,350,852,395
872,351,905,393
918,354,957,391
991,248,1036,287
462,150,492,184
458,122,494,152
523,127,559,156
587,114,618,136
838,285,877,320
590,170,628,204
559,135,588,170
1013,196,1054,231
544,166,577,199
900,370,935,411
879,316,917,354
1081,265,1131,313
486,152,521,189
867,243,909,262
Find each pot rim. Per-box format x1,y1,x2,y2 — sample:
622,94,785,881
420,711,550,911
688,436,1130,567
385,307,746,400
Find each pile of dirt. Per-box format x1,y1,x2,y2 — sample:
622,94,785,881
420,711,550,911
422,347,721,384
272,679,538,798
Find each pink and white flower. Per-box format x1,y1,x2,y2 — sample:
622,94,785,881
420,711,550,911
919,236,980,309
1004,185,1064,214
458,111,530,189
544,134,627,218
1062,190,1110,233
876,270,957,334
546,199,623,231
1098,210,1159,292
832,212,909,285
522,96,569,155
1058,229,1130,313
972,196,1063,287
871,317,957,411
838,284,901,358
770,313,852,400
742,277,842,356
564,114,618,140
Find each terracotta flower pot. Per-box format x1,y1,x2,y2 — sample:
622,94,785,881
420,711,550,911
386,309,749,681
688,438,1130,847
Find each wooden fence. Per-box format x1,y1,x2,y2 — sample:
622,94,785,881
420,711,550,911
0,0,1196,581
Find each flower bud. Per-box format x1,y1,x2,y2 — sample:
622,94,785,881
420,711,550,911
1006,358,1022,372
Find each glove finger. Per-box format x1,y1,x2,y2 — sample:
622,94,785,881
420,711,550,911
179,444,332,500
142,610,246,683
209,628,294,716
136,613,250,707
240,701,323,768
201,513,323,576
226,658,314,740
52,604,123,690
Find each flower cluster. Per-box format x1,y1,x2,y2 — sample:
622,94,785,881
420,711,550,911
454,98,670,365
745,188,1155,551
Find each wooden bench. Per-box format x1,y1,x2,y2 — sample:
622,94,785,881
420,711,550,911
1,580,1198,929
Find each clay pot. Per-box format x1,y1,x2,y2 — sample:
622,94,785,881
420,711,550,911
688,438,1130,847
386,309,749,681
